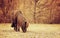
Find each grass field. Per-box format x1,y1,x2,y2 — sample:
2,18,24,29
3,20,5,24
0,23,60,38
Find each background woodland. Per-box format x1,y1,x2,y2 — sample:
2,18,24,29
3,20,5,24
0,0,60,24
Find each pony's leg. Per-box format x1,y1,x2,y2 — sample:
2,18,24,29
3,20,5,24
13,24,16,31
13,24,17,32
18,26,20,31
16,24,18,32
16,25,20,32
14,27,16,31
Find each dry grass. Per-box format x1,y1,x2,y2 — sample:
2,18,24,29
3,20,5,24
0,23,60,38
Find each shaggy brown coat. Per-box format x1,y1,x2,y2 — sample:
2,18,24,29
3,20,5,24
11,11,29,32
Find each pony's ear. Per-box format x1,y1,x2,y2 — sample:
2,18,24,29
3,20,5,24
26,22,29,28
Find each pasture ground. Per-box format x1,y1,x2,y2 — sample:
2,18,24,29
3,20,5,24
0,23,60,38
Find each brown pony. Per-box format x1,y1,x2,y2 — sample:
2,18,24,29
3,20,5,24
11,11,29,32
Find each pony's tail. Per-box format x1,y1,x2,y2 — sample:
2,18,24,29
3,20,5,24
11,16,17,27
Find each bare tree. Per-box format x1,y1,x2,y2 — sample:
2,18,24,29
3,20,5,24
34,0,39,23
